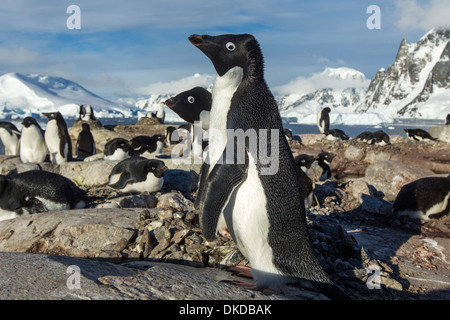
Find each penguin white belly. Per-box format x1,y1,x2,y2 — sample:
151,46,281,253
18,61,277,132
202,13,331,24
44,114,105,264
105,149,129,161
224,155,284,286
0,129,19,155
399,193,450,221
35,197,71,211
45,121,67,164
0,209,22,222
120,174,163,193
20,127,47,163
207,66,243,174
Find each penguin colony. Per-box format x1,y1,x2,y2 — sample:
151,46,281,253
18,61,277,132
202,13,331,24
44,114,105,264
0,33,448,300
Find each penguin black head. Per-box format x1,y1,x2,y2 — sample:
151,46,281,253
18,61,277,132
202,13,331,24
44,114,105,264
130,136,155,154
81,123,91,131
189,34,263,79
145,159,168,179
294,154,316,170
21,117,40,128
283,128,293,139
42,112,64,123
322,107,331,114
318,152,335,164
152,134,166,143
164,87,212,124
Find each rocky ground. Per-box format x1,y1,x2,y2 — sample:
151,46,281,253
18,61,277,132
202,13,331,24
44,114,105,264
0,121,449,300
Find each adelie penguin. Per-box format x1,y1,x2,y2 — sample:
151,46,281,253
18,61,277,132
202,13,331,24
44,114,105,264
104,138,134,161
189,33,349,299
130,134,165,157
108,157,167,194
294,154,316,208
404,129,438,141
76,123,96,159
43,112,73,164
317,152,335,181
325,128,349,141
317,107,331,134
446,114,450,125
386,176,450,223
0,170,87,222
19,117,47,164
0,121,20,156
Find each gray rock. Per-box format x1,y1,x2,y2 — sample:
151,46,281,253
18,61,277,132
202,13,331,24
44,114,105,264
429,125,450,143
344,145,365,161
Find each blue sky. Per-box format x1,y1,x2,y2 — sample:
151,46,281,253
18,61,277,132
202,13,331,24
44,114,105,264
0,0,448,100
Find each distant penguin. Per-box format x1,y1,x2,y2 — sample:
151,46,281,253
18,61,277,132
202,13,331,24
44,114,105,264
294,154,316,209
151,134,165,155
325,128,349,141
108,157,167,193
0,170,87,221
317,152,335,181
317,107,331,134
404,129,437,141
446,114,450,125
130,136,156,155
284,128,292,141
79,104,96,121
0,122,20,156
43,112,72,164
356,131,372,143
104,138,133,161
165,126,178,146
367,130,390,146
388,176,450,222
76,123,96,159
156,104,165,123
19,117,47,164
189,33,348,299
164,86,212,130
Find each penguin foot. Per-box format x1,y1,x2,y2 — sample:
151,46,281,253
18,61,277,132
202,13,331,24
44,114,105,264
228,265,253,279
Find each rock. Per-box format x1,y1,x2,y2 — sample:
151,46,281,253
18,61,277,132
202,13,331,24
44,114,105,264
137,117,162,125
0,252,137,300
363,160,435,201
344,145,365,161
96,194,158,209
360,194,393,215
298,134,323,146
157,192,194,212
429,125,450,143
0,209,138,262
59,161,117,187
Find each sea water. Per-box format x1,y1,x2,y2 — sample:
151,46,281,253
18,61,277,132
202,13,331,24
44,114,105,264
0,117,443,155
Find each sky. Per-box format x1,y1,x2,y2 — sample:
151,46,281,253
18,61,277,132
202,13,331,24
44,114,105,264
0,0,449,101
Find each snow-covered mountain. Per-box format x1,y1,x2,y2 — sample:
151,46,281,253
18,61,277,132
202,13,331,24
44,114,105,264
359,28,450,119
273,67,389,125
0,72,141,119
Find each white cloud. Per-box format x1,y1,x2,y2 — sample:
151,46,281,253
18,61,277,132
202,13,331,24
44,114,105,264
135,73,215,95
395,0,450,30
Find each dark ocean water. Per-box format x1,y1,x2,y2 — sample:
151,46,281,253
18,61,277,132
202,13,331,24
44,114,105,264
0,117,443,155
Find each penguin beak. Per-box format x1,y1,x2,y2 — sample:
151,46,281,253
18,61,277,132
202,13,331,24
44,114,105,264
189,34,203,46
164,98,175,108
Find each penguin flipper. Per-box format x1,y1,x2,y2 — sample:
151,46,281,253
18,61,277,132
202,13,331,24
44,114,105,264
194,161,210,210
109,172,132,190
198,160,248,241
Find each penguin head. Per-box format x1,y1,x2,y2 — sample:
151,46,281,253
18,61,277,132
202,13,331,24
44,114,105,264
189,34,263,79
81,123,91,131
294,154,316,170
283,128,292,138
152,134,166,143
130,136,155,153
164,87,212,124
21,117,39,129
322,107,331,114
114,138,132,152
318,152,335,164
42,112,63,122
145,159,168,179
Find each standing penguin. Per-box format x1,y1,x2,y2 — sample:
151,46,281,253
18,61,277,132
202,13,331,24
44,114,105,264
43,112,73,164
156,104,165,124
0,170,87,221
317,107,331,134
294,154,317,209
19,117,47,164
317,152,335,181
164,87,212,130
76,123,96,159
0,122,20,156
445,114,450,125
189,33,348,299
